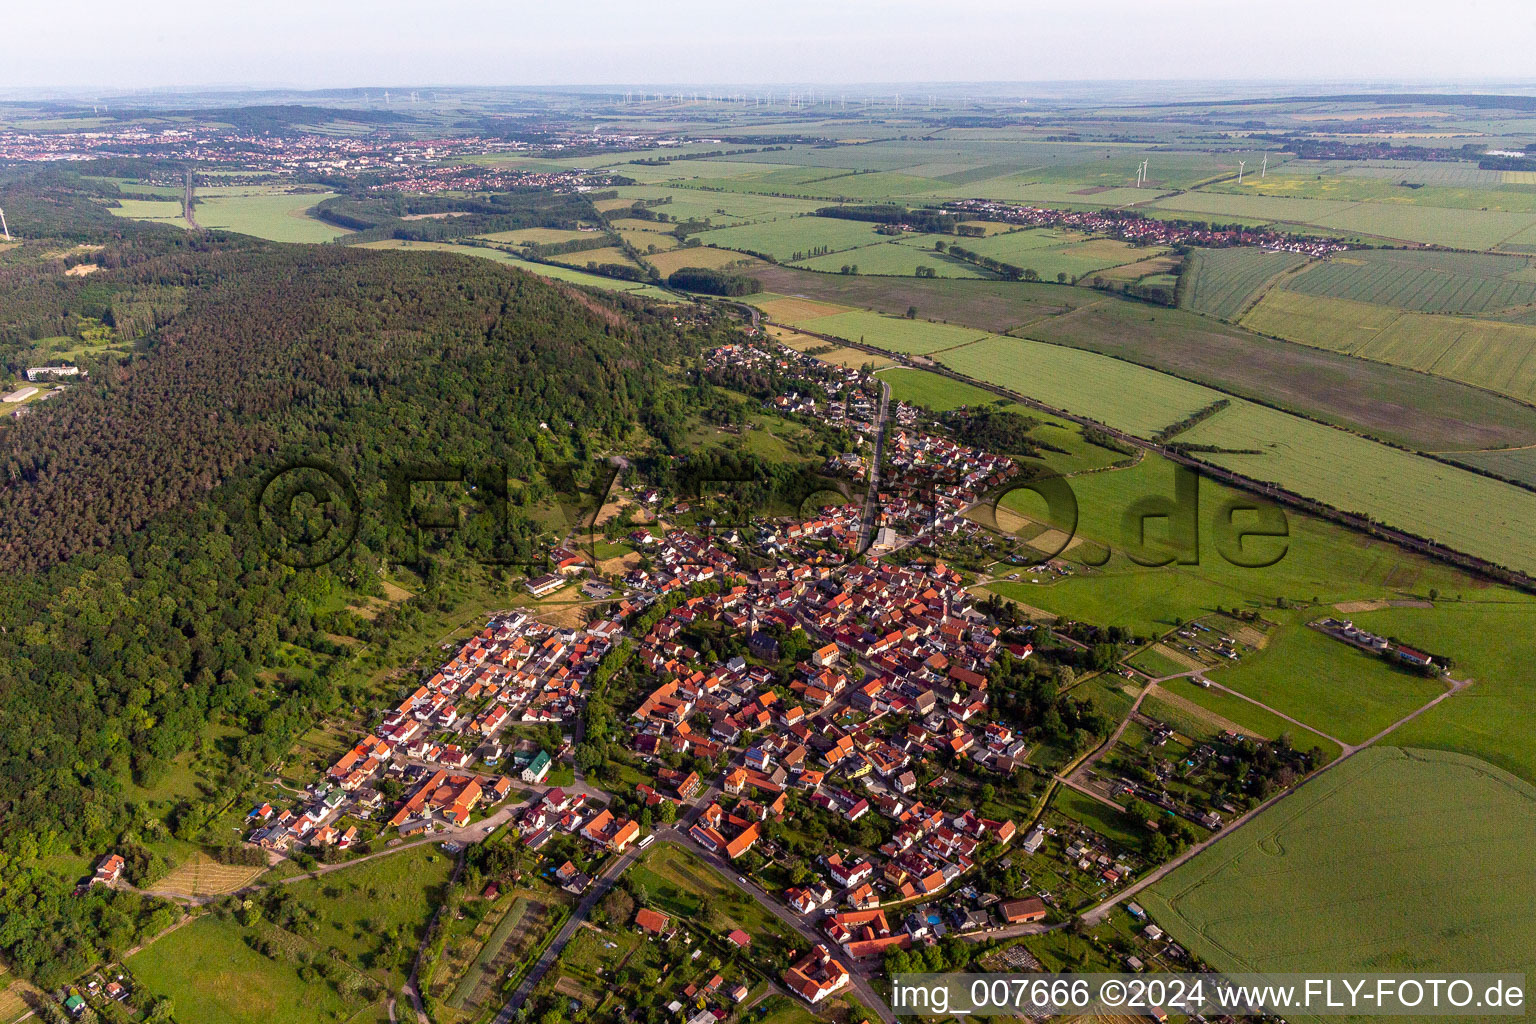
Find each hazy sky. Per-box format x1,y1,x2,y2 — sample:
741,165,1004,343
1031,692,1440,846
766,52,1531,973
9,0,1536,91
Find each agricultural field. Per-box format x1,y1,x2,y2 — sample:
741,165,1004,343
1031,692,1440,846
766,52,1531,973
1153,189,1536,249
475,227,594,246
937,334,1222,436
108,198,186,225
1283,248,1536,314
745,264,1536,452
1144,748,1536,981
783,308,992,354
645,244,761,277
1178,246,1311,320
145,853,267,899
963,231,1168,282
599,185,828,225
1241,289,1536,406
793,239,992,278
1451,445,1536,486
769,326,894,369
692,216,885,260
1177,400,1536,574
1240,288,1403,353
546,245,638,269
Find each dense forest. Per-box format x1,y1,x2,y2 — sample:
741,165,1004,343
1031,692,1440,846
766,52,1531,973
0,170,730,985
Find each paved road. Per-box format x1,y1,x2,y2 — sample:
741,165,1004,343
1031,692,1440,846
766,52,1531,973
1079,672,1472,925
665,833,897,1023
492,843,642,1023
857,378,893,554
767,318,1534,593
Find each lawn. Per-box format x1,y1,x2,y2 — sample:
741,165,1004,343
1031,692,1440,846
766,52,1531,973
1143,747,1536,982
128,916,385,1024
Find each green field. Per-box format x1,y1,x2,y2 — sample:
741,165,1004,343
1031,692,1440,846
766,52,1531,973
1452,446,1536,486
1348,598,1536,782
986,453,1495,636
109,198,186,224
1285,248,1536,314
278,843,452,975
1154,678,1343,760
963,232,1166,282
475,227,593,245
794,239,992,278
128,916,385,1024
785,308,992,354
1153,190,1536,249
1177,400,1536,574
938,334,1222,436
693,216,885,260
1246,285,1536,405
753,263,1536,452
194,191,348,243
1179,246,1311,320
1144,748,1536,985
1205,617,1445,746
874,367,1133,473
1241,288,1403,352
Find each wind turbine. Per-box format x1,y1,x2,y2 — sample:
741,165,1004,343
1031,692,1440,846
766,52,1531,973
1261,154,1268,178
1237,160,1246,184
0,206,9,242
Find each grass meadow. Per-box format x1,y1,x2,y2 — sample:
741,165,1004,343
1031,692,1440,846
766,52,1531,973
128,916,388,1024
1144,747,1536,986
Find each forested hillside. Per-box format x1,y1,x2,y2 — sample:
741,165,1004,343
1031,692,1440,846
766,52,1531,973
0,175,719,985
